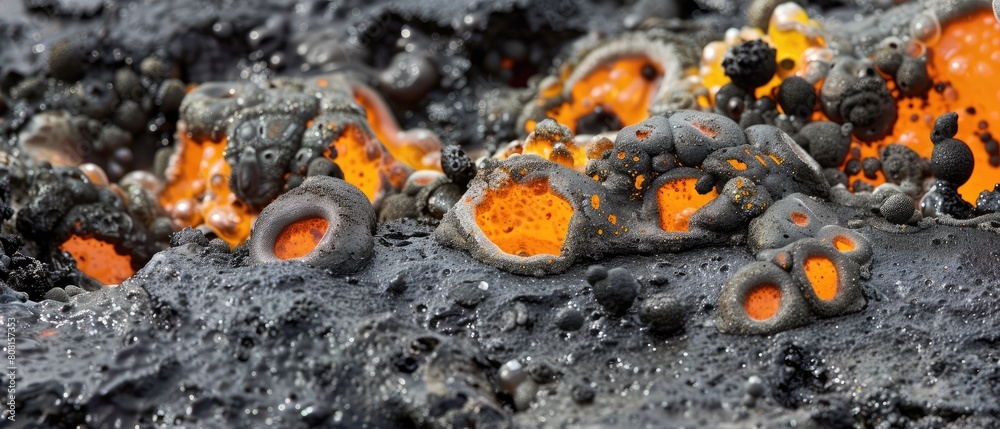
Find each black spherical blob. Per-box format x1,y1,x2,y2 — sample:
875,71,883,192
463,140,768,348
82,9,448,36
880,144,928,184
873,46,904,77
839,77,897,142
931,112,959,144
931,138,975,186
722,40,778,91
861,157,882,180
114,68,143,101
895,56,933,97
44,287,70,303
592,267,638,316
114,100,147,134
798,121,851,168
440,145,477,188
880,193,915,224
638,293,684,335
714,83,752,121
554,307,585,331
157,79,186,112
777,76,816,119
48,37,87,82
585,264,608,285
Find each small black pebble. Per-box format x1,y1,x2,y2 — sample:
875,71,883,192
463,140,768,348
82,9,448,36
861,157,882,180
554,307,585,331
571,383,595,404
592,267,638,315
845,159,862,176
44,287,70,303
440,145,477,188
585,264,608,285
639,293,685,335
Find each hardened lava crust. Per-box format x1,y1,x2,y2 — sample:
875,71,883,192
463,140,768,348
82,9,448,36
8,219,1000,427
2,0,1000,428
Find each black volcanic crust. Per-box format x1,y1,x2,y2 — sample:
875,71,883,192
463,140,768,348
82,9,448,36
8,218,1000,428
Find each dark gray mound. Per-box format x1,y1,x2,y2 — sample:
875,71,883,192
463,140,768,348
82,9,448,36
8,219,1000,428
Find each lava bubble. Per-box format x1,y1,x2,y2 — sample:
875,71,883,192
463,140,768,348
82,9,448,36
880,193,916,224
247,176,376,274
931,138,974,186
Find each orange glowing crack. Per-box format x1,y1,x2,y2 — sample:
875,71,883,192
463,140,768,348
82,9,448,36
744,284,782,321
536,57,663,134
274,217,328,260
60,235,134,285
656,177,718,232
803,256,838,301
475,179,573,257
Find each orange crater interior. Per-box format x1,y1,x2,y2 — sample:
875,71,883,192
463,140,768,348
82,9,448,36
803,256,838,301
530,57,663,134
273,216,329,260
744,283,782,321
656,177,719,232
474,178,574,257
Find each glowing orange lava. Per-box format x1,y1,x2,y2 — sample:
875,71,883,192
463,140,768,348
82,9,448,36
273,217,328,260
475,179,574,257
529,57,663,134
744,284,782,320
851,9,1000,201
656,177,718,232
803,256,838,301
60,235,134,285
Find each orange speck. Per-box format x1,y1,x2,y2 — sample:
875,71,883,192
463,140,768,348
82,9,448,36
273,217,328,260
790,211,810,227
744,284,782,321
608,214,618,225
635,174,646,189
727,159,748,170
803,256,838,301
656,177,719,232
39,329,58,338
636,128,652,140
590,194,601,210
475,179,573,257
60,235,134,285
